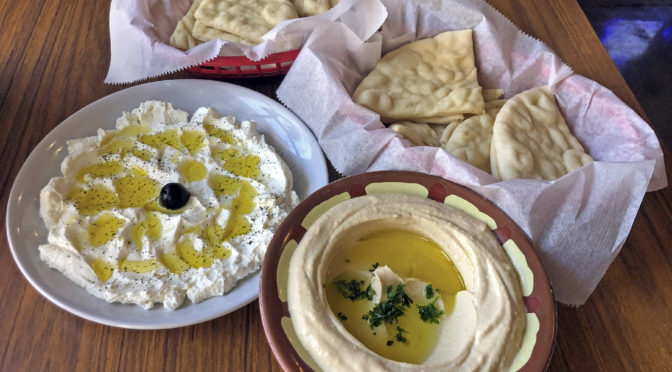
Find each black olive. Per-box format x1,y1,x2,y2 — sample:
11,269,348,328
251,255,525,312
159,183,190,210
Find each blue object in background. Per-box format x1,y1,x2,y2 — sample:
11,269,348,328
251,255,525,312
600,18,664,69
662,25,672,42
580,4,672,150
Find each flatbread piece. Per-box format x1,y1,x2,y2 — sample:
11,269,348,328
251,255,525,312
292,0,340,17
490,86,593,180
440,113,495,172
169,0,203,50
389,121,444,147
194,0,298,43
192,20,256,46
353,29,484,121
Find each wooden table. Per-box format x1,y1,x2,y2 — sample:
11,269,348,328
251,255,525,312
1,0,670,371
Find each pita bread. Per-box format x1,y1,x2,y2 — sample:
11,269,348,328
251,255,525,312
485,99,507,111
483,88,504,101
440,113,495,172
292,0,340,17
353,29,484,121
394,89,500,124
490,86,593,180
389,121,444,147
194,0,298,43
192,20,256,46
398,114,465,125
169,0,203,50
403,90,500,124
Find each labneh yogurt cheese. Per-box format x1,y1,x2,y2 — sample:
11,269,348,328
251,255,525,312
39,101,299,309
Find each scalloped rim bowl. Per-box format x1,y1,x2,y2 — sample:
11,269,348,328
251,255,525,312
260,171,556,371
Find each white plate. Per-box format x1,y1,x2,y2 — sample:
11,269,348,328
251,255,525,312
6,79,328,329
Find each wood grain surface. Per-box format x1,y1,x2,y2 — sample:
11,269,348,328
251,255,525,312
1,0,670,371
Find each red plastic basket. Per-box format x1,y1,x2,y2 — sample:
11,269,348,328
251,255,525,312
187,49,301,78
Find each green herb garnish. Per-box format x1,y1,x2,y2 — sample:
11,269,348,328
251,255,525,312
417,298,444,324
337,312,348,321
387,284,413,307
369,262,380,272
384,327,408,346
424,284,434,299
334,279,375,301
395,326,407,343
364,284,413,329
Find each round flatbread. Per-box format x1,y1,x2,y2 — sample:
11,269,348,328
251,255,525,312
440,113,495,173
490,86,593,180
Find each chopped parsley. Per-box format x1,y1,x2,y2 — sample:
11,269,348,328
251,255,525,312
395,326,407,343
334,279,375,301
424,284,434,299
388,284,413,307
337,312,348,321
363,284,413,328
386,327,407,346
417,298,444,324
369,262,380,272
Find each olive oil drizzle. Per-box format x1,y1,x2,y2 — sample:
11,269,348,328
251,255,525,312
89,257,114,281
326,229,465,364
88,213,125,247
180,129,207,154
75,161,124,183
66,184,119,216
138,129,183,150
178,159,208,183
114,174,162,208
130,212,162,251
65,121,262,280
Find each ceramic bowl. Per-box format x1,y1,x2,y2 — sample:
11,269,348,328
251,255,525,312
259,171,556,371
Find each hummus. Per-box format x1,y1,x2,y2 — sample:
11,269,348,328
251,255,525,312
287,193,526,371
39,101,298,309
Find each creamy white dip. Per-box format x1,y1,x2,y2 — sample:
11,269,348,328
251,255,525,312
287,193,526,371
39,101,298,309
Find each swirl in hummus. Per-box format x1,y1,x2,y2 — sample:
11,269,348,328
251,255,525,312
287,193,526,371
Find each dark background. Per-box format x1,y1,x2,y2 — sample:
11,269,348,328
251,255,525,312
579,0,672,150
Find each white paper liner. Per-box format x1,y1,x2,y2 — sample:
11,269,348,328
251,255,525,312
277,0,667,305
105,0,387,84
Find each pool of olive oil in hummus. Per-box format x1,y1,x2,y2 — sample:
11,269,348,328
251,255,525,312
325,229,465,364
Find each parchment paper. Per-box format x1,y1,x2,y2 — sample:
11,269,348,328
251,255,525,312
277,0,668,305
105,0,387,84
